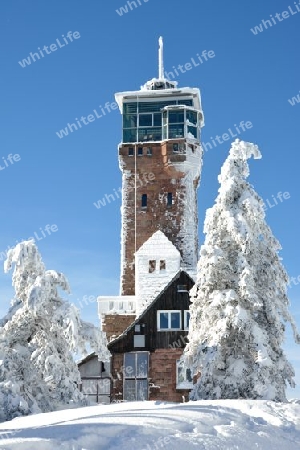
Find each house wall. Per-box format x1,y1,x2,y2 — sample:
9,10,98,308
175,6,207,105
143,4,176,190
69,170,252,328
108,271,194,403
102,314,135,341
78,355,111,404
78,357,102,378
149,349,190,402
135,231,181,315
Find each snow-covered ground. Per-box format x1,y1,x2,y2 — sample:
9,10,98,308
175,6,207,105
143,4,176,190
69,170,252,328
0,399,299,450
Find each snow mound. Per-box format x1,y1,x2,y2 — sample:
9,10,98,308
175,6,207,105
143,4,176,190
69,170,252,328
0,399,299,449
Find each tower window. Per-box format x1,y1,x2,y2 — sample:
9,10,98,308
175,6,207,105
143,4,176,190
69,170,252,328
160,260,166,271
173,143,179,153
149,260,156,273
146,147,152,156
128,147,134,156
167,193,173,206
138,147,143,156
141,194,147,208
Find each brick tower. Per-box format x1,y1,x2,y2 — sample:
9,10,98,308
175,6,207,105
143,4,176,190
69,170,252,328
115,38,204,296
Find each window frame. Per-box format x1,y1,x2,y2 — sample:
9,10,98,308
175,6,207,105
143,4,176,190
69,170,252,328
176,360,193,389
157,310,182,331
184,310,190,330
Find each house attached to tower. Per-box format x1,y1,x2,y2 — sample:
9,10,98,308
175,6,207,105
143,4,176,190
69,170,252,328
79,38,204,403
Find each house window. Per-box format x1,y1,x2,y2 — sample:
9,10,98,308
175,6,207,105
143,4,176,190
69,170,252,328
124,352,149,401
128,147,134,156
138,147,143,156
176,360,193,389
167,192,173,206
157,311,181,330
160,260,166,271
177,284,188,292
141,194,147,208
146,147,152,156
184,311,190,330
134,335,145,348
149,260,156,273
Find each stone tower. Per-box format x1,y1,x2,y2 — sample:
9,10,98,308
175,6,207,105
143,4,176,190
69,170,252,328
115,37,204,296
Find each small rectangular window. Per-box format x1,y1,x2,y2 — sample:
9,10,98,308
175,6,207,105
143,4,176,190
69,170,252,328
177,285,188,292
173,143,179,153
139,114,153,127
146,147,152,156
149,260,156,273
128,147,134,156
157,311,181,330
160,260,166,271
167,193,172,206
138,147,143,156
153,113,161,126
134,335,145,348
141,194,147,208
176,360,193,389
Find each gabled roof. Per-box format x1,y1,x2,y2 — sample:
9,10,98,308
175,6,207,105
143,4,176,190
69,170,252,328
107,269,194,349
136,230,180,257
77,352,97,366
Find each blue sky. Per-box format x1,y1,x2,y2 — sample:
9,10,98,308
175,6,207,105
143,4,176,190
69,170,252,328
0,0,300,397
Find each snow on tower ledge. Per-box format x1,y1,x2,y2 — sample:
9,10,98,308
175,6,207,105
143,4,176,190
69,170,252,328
135,230,181,315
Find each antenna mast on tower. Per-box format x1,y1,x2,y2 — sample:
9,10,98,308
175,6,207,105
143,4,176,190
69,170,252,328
158,36,164,79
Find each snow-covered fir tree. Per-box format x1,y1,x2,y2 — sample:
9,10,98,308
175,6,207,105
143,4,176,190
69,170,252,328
184,139,300,402
0,240,110,421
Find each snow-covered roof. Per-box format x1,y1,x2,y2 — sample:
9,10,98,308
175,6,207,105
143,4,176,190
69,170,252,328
115,87,203,114
135,230,180,258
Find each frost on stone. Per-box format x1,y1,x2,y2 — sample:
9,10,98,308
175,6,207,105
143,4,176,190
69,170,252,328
183,139,300,402
0,240,110,422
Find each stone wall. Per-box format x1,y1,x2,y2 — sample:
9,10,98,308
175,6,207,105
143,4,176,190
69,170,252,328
102,314,135,341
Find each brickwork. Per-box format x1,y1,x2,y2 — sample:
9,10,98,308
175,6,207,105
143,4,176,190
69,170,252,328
110,353,124,402
102,314,135,341
149,348,190,402
119,140,201,295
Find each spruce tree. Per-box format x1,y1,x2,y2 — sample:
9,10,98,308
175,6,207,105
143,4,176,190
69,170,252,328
0,240,109,421
184,139,300,401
